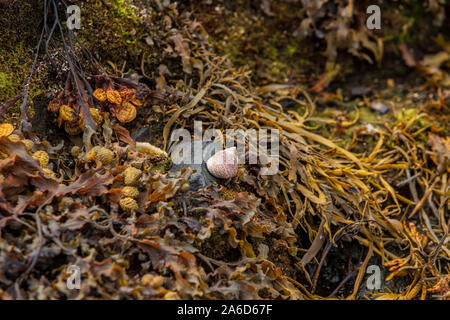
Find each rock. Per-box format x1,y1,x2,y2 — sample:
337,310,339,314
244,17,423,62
350,87,372,97
370,101,390,114
168,140,222,191
131,127,152,142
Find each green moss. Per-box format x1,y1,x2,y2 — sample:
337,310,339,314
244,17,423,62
0,72,13,98
112,0,139,23
395,108,425,126
152,121,165,134
0,40,45,112
359,107,383,125
110,0,143,45
387,0,437,48
263,45,278,61
285,43,298,57
199,3,317,83
220,189,236,200
150,158,173,175
79,0,146,70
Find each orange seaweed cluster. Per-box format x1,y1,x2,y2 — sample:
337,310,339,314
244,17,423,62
47,82,142,136
47,101,104,136
94,87,143,123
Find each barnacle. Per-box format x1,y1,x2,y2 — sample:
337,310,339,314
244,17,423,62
0,173,4,183
22,139,34,152
86,146,114,165
64,122,83,136
0,123,14,137
93,88,107,102
206,147,238,179
59,105,75,122
122,186,139,198
116,102,137,123
32,151,50,167
106,89,122,105
71,146,81,157
7,134,21,142
42,168,56,179
119,197,138,212
124,167,142,186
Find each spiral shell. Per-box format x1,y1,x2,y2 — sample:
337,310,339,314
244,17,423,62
0,123,14,137
116,102,137,123
124,167,142,186
32,150,50,167
93,88,107,102
119,197,139,212
206,147,238,179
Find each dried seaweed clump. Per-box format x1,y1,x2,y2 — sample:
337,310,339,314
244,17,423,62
48,74,144,136
32,150,50,167
0,123,14,137
93,77,144,124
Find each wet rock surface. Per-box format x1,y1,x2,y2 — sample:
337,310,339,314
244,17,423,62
168,140,222,192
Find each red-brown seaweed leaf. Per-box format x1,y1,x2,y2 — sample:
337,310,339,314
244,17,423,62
135,238,207,298
0,137,114,224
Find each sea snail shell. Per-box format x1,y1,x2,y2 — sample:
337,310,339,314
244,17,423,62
206,147,238,179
